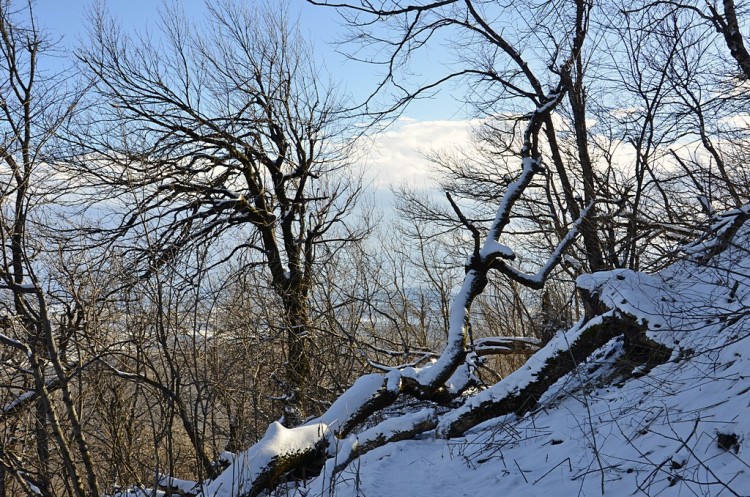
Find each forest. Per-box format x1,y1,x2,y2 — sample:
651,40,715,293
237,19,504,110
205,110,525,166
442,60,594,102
1,0,750,495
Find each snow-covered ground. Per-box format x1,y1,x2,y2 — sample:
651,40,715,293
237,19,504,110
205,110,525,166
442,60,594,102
294,334,750,496
118,213,750,497
286,215,750,497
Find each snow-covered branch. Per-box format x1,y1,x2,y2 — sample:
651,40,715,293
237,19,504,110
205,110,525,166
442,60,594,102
436,311,636,438
199,422,331,497
491,201,597,289
196,84,577,496
473,336,541,356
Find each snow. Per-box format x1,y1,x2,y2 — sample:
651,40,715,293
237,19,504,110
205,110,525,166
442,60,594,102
487,156,539,242
0,331,31,357
479,239,514,260
298,338,750,496
316,372,400,433
302,408,438,496
157,474,198,494
577,269,674,329
683,208,750,256
218,451,235,465
20,474,42,496
2,389,35,414
445,352,479,394
436,315,598,437
283,213,750,497
110,489,165,497
198,422,330,497
399,273,476,387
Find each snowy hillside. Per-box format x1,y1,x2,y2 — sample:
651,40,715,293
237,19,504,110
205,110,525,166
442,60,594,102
281,211,750,496
120,211,750,497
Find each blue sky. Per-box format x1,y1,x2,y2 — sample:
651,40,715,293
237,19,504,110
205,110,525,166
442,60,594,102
33,0,464,122
32,0,476,200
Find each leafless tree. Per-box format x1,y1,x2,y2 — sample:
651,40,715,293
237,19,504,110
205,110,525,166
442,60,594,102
184,0,750,492
315,0,610,273
0,1,99,496
68,0,366,426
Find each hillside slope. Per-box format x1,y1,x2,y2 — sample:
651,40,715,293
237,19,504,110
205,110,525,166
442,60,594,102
284,211,750,497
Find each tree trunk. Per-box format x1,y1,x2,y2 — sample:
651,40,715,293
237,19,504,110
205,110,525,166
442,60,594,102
282,294,312,427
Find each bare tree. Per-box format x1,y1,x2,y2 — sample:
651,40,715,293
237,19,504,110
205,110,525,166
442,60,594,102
70,1,365,426
188,0,750,492
339,0,750,276
0,1,98,496
192,15,608,487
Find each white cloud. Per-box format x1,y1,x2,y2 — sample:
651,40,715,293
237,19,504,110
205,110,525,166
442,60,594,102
358,117,479,189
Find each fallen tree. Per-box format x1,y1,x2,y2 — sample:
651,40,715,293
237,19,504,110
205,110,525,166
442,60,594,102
192,53,605,496
120,22,702,492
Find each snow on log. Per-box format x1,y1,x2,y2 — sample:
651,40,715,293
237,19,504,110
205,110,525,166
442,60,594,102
326,408,438,476
157,474,199,496
479,239,515,260
399,270,481,390
683,209,750,262
473,336,541,356
316,371,401,437
110,487,167,497
196,372,402,497
197,422,330,497
437,311,643,438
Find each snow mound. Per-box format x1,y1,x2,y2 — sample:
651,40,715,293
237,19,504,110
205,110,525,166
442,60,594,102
200,422,330,497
